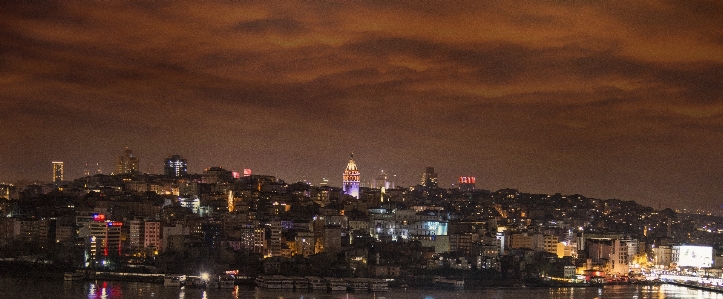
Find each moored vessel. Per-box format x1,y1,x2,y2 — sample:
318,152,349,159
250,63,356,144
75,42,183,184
327,278,347,291
64,271,85,281
433,276,464,289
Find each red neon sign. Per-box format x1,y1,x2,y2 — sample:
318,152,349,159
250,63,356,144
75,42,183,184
459,177,476,184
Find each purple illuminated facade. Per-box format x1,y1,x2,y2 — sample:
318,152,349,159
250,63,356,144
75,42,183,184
342,154,360,199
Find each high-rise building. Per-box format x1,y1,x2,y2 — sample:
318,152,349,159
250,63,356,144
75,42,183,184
459,176,476,191
52,161,64,183
163,155,188,177
269,220,283,257
144,221,162,252
114,147,139,175
342,154,360,199
202,166,232,184
129,220,144,252
421,166,438,188
81,215,123,266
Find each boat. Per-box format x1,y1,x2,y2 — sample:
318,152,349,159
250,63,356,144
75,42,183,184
307,276,326,290
257,276,281,289
64,271,85,281
206,279,219,289
348,278,369,292
184,276,207,288
292,276,309,290
255,276,266,288
219,275,236,289
369,279,389,292
281,276,294,289
257,275,291,289
327,278,348,291
163,275,186,287
433,276,464,289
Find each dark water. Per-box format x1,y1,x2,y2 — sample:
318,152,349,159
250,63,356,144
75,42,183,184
2,278,723,299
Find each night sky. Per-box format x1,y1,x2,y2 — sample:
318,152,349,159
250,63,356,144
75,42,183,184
2,2,722,211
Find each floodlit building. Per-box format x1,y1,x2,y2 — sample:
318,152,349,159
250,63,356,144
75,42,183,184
458,176,475,191
672,245,713,268
342,154,360,199
114,147,139,175
52,161,64,183
80,215,123,267
163,155,188,177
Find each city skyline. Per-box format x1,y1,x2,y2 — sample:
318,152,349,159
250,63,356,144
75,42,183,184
2,2,723,211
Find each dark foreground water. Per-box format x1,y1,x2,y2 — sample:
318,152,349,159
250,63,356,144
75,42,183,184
2,278,723,299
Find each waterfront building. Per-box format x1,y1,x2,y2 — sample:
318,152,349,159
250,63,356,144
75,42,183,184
672,245,713,268
254,226,266,254
129,219,144,252
269,220,283,257
295,231,315,257
587,238,630,275
556,240,578,258
144,221,162,253
81,216,123,266
531,234,559,255
161,224,190,252
652,245,672,268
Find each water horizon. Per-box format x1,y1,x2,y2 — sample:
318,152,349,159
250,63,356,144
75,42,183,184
3,277,723,299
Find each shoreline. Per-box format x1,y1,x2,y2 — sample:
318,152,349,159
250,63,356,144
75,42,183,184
2,261,721,294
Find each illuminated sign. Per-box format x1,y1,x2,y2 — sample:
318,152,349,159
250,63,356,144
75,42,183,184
232,171,240,179
674,245,712,268
93,214,106,221
459,176,476,184
243,169,252,177
107,221,123,227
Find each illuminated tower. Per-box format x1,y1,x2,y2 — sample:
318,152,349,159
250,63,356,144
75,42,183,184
114,147,139,175
163,155,188,177
52,161,64,183
375,170,390,203
374,170,390,190
342,154,360,199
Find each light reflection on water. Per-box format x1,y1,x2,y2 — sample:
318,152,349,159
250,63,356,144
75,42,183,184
4,279,723,299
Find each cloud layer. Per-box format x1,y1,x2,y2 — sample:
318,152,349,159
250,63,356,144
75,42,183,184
1,1,722,210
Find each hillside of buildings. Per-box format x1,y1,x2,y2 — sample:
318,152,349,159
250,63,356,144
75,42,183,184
1,164,722,284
